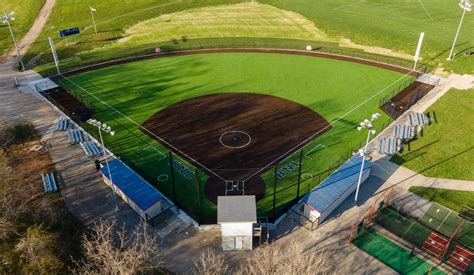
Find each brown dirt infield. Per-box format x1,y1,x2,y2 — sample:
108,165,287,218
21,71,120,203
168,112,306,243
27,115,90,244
141,93,330,203
381,81,435,118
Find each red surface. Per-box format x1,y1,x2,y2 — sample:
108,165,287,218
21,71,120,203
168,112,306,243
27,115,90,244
447,245,474,272
422,232,448,258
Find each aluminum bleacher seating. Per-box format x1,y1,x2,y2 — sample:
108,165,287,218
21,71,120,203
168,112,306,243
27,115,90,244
80,141,102,157
67,129,84,144
41,172,58,193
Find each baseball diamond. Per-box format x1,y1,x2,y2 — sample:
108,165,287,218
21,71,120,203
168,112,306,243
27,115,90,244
59,51,413,223
141,92,331,203
3,0,474,273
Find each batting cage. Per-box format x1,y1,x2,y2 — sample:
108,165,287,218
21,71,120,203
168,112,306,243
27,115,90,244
349,187,474,273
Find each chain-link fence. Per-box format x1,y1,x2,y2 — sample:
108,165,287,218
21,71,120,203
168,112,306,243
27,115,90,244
41,39,427,224
36,37,434,77
350,187,474,273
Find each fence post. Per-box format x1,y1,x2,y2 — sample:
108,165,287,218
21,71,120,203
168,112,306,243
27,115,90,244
272,166,277,219
194,168,201,223
169,152,177,203
296,149,303,200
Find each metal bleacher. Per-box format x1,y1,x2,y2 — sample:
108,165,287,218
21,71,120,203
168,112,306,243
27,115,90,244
41,172,58,193
56,118,69,131
80,141,102,157
67,129,84,144
378,137,400,155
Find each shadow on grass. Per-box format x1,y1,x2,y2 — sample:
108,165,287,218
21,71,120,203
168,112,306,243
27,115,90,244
391,139,439,164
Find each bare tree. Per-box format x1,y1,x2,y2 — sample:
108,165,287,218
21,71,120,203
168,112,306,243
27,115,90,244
238,241,331,275
193,248,228,275
14,224,63,273
73,219,162,275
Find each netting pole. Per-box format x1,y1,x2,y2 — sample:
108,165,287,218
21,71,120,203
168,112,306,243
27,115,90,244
194,168,201,223
272,166,277,219
296,149,303,200
441,219,465,259
169,152,177,203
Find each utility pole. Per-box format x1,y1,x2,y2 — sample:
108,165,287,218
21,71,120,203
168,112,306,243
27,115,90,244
90,7,98,35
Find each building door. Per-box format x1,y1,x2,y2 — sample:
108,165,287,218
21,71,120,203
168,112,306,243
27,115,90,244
235,236,243,250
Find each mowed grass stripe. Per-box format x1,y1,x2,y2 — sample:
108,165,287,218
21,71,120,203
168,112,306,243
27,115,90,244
120,3,327,45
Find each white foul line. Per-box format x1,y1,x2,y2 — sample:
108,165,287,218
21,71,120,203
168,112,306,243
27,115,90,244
242,72,415,182
59,74,227,182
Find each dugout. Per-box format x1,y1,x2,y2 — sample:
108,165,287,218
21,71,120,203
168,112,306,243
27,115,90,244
302,156,372,225
218,196,257,251
100,159,162,219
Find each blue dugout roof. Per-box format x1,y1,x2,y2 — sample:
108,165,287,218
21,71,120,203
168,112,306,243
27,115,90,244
302,156,372,213
100,159,161,210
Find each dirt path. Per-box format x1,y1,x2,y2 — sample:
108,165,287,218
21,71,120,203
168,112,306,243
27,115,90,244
3,0,56,71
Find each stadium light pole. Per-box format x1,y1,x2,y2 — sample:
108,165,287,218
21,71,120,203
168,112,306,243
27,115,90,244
447,0,472,61
87,119,121,212
354,113,381,205
2,11,26,71
90,7,97,35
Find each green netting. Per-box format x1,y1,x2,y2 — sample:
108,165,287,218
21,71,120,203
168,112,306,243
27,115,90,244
273,150,302,216
170,152,207,222
374,207,431,247
353,228,445,275
458,222,474,251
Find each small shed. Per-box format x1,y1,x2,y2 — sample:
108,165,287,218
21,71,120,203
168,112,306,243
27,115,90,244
218,196,257,251
100,159,162,219
302,156,372,225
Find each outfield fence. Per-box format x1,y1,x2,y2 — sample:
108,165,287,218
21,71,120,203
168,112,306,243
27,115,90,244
35,37,434,77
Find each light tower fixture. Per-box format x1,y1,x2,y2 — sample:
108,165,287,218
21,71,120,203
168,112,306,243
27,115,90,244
1,11,25,71
354,113,381,205
87,119,121,212
447,0,472,61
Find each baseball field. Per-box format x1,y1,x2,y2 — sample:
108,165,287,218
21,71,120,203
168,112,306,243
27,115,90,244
60,51,413,222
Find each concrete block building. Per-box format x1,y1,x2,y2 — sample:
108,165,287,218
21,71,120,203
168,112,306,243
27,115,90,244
218,195,257,251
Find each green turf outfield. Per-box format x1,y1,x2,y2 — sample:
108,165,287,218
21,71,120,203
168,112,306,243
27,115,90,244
353,229,445,275
60,52,412,222
0,0,45,55
392,89,474,180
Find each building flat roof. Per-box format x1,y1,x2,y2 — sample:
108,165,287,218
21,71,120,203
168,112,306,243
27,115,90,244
302,156,372,213
100,159,161,211
218,195,257,223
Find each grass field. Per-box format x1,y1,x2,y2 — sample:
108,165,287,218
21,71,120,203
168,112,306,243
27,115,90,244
353,229,445,275
59,52,411,222
0,0,45,55
119,3,327,45
392,88,474,180
262,0,474,73
23,0,247,65
409,187,474,213
26,0,473,74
